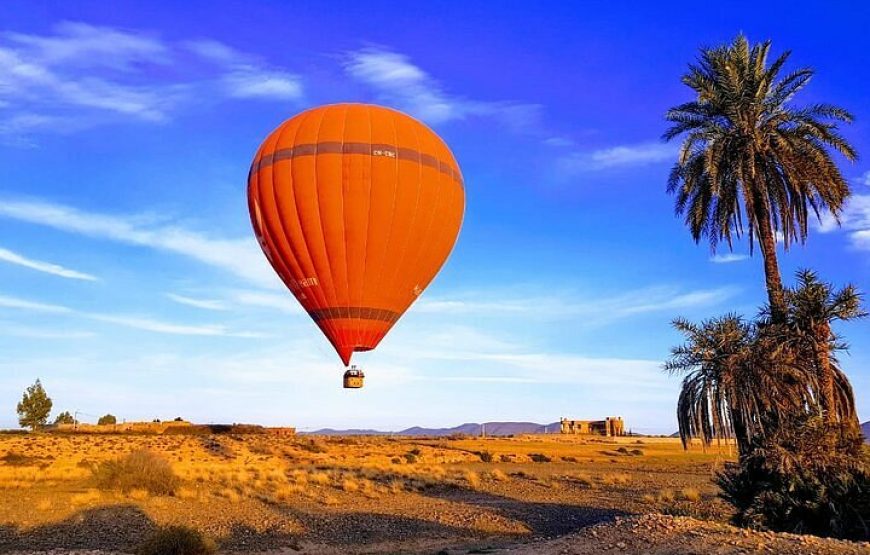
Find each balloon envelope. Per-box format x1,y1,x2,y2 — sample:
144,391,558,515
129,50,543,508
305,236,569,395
248,103,465,365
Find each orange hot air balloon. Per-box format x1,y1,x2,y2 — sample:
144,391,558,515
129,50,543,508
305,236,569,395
247,103,465,372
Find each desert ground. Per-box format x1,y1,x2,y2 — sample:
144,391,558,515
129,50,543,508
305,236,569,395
0,432,866,555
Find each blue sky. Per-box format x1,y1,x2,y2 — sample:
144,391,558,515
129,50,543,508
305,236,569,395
0,1,868,433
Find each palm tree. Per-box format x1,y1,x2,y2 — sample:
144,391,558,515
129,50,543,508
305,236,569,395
780,269,866,424
666,314,756,452
666,313,826,454
664,35,857,323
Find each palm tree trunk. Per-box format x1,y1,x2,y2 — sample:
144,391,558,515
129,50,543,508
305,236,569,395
753,196,787,323
814,323,837,424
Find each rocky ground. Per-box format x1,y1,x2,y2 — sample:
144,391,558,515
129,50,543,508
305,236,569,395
4,515,868,555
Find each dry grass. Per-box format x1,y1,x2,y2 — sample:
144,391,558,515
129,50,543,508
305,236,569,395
600,472,631,486
658,488,676,502
0,431,734,549
680,487,701,501
93,450,179,495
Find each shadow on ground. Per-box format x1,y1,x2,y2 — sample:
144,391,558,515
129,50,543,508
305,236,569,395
0,484,627,552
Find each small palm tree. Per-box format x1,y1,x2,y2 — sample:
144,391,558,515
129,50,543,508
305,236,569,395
666,313,826,454
664,35,857,322
781,269,866,424
666,314,754,451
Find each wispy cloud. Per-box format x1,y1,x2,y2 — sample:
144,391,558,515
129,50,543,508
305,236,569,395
710,253,749,264
0,197,278,288
0,291,263,337
0,323,94,339
557,142,677,174
166,293,227,311
88,313,263,337
0,23,303,140
0,246,98,280
185,39,303,101
0,24,175,125
344,47,540,130
817,194,870,252
0,294,72,313
416,285,738,322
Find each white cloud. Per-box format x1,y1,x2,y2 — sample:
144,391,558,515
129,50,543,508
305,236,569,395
166,293,227,311
816,194,870,252
857,171,870,186
0,294,71,313
710,253,749,264
416,285,738,322
0,38,172,123
87,313,261,337
222,70,302,100
0,197,279,289
185,39,303,101
0,25,303,140
0,323,94,339
0,291,264,337
557,142,677,173
228,290,301,313
5,21,169,70
0,246,98,280
344,47,539,129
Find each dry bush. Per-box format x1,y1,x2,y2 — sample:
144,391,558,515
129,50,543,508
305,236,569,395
680,487,701,501
529,453,552,463
463,470,481,489
658,488,675,502
487,469,509,482
340,478,359,492
600,472,631,486
642,493,656,504
216,487,241,503
562,472,594,487
136,525,216,555
93,450,179,495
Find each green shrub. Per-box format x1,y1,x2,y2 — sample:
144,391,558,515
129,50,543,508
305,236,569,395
98,414,117,426
717,416,870,540
529,453,552,463
93,449,179,495
478,451,494,463
136,525,216,555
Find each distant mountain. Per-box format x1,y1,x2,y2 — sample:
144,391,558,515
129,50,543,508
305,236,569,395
308,421,561,437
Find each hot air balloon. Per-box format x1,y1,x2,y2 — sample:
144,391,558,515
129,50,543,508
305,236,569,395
247,103,465,387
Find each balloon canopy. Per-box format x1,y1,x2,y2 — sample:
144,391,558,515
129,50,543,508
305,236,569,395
247,103,465,366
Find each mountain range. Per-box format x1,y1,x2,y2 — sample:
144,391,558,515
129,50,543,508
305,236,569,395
311,421,870,442
308,421,561,437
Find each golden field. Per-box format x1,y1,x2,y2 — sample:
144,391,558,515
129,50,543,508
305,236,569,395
0,432,864,554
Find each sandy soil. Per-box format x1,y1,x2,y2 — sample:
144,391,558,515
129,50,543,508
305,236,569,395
0,433,865,554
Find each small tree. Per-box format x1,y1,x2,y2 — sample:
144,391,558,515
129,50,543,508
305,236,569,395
16,379,52,431
98,414,117,426
54,411,74,425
